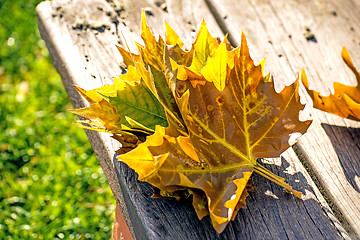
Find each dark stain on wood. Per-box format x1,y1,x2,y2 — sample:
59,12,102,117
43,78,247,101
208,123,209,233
304,26,317,43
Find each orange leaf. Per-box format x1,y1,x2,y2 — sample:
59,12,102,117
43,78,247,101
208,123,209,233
73,14,312,233
302,47,360,120
117,25,310,232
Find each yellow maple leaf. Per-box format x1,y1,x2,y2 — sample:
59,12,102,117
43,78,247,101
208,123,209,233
117,24,311,232
72,12,312,233
201,43,228,91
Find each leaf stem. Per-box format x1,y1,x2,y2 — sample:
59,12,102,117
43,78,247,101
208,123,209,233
254,164,302,199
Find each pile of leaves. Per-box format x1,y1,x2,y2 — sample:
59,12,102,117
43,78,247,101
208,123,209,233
70,12,313,233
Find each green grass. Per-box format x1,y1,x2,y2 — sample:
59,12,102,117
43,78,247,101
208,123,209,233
0,1,115,239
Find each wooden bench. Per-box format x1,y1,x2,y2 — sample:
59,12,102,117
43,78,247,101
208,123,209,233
37,0,360,239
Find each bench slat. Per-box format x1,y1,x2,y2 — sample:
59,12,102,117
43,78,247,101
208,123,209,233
207,0,360,236
36,0,134,236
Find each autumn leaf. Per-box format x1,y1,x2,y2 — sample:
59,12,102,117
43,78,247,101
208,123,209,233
116,14,311,233
72,11,312,233
69,97,121,131
302,47,360,120
165,21,184,48
70,74,168,135
98,79,168,131
201,43,228,91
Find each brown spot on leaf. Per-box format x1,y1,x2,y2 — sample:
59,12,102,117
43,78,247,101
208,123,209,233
248,102,255,109
176,81,187,96
216,96,224,105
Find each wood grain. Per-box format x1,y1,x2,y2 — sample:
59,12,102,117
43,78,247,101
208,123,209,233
206,0,360,237
36,0,135,237
36,0,352,238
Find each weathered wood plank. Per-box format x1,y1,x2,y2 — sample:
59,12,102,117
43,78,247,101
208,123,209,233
36,0,136,238
37,0,348,238
207,0,360,237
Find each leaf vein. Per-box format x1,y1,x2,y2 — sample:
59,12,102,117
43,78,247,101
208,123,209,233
250,89,296,150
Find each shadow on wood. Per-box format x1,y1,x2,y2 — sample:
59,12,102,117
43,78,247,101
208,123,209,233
321,123,360,193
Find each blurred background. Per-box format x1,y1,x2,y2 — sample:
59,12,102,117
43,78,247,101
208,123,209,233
0,0,115,239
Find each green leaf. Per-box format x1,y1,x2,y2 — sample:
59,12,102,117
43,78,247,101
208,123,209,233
150,62,187,134
98,80,168,131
